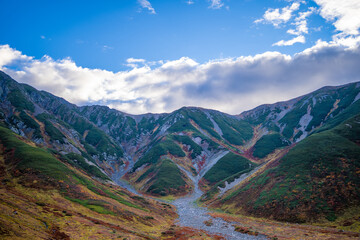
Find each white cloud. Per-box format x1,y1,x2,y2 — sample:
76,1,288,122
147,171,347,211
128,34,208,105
138,0,156,14
287,7,316,36
0,45,32,69
273,35,305,46
208,0,224,9
255,2,300,27
126,58,146,63
314,0,360,35
1,44,360,115
125,58,146,68
186,0,194,5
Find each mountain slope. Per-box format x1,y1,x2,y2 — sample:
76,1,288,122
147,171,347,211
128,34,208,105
1,70,360,233
0,124,179,239
208,112,360,225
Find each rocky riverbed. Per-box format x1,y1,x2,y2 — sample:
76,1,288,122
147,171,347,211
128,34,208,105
173,155,267,240
112,153,267,239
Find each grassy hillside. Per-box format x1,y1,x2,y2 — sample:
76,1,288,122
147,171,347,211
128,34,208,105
171,134,203,158
203,152,254,185
0,126,70,180
216,114,360,224
252,133,290,158
211,114,253,146
133,138,185,170
147,159,188,196
0,123,216,239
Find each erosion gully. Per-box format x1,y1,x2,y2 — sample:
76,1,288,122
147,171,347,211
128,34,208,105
113,151,267,240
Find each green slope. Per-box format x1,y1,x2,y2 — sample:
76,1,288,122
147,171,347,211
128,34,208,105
219,114,360,223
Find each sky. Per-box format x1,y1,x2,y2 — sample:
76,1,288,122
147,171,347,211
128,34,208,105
0,0,360,114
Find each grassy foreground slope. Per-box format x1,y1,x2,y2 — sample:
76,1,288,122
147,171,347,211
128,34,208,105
214,114,360,226
0,125,219,239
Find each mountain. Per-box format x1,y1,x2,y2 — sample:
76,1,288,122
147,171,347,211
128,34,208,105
202,82,360,225
1,70,360,237
0,72,230,239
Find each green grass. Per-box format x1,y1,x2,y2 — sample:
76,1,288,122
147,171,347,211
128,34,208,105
222,114,360,222
170,134,202,158
279,101,308,139
315,100,360,134
69,115,123,158
212,114,253,146
203,167,256,201
37,113,65,143
85,128,123,157
0,126,70,180
133,139,185,170
72,174,144,210
180,108,222,140
64,197,115,215
167,117,197,133
147,159,187,196
64,153,109,180
203,152,254,185
136,165,155,183
243,109,272,125
138,116,157,132
306,96,335,131
252,133,290,158
253,129,360,209
191,132,219,150
17,111,42,138
7,89,35,112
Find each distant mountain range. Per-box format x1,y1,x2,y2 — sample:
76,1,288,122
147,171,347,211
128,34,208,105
1,70,360,238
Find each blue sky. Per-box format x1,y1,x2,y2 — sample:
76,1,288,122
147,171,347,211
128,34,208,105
0,0,334,70
1,0,360,114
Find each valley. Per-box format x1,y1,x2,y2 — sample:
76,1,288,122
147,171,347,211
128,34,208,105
1,70,360,239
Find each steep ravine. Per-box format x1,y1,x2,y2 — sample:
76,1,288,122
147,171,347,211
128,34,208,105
112,152,266,239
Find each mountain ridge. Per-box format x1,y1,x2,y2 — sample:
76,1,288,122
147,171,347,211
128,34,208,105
1,70,360,238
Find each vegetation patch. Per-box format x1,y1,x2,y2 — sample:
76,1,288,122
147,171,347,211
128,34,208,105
64,196,115,215
220,115,360,223
133,139,185,170
203,152,254,185
279,101,308,139
170,134,202,158
63,153,109,180
252,133,290,158
7,89,35,112
37,113,66,143
147,159,187,196
212,114,253,146
0,126,70,180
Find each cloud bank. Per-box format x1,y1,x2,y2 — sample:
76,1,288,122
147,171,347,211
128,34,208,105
256,0,360,47
1,43,360,115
